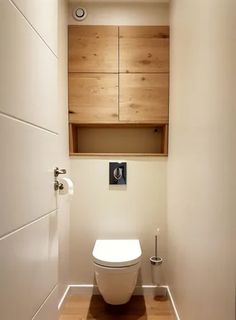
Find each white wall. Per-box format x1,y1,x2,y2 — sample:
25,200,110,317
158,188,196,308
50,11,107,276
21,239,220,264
0,0,69,319
57,0,71,302
68,1,169,25
68,2,169,286
168,0,236,319
70,158,167,285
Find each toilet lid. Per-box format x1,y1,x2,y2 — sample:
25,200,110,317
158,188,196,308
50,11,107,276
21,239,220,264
92,239,142,267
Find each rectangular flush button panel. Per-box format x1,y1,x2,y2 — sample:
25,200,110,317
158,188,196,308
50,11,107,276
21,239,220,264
109,162,127,185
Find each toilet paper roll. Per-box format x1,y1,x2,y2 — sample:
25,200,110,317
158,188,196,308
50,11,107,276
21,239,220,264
59,177,74,195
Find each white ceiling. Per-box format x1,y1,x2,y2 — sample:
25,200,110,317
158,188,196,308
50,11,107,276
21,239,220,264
69,0,169,3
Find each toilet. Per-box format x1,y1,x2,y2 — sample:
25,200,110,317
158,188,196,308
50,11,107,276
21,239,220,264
92,239,142,305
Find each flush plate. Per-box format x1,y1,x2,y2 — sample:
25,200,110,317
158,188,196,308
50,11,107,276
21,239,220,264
109,162,127,185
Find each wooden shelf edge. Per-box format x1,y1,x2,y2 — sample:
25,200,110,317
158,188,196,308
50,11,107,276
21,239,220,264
70,152,168,157
69,120,169,124
69,122,169,128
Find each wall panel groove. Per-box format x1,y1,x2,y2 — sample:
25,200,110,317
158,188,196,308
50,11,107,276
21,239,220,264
9,0,58,57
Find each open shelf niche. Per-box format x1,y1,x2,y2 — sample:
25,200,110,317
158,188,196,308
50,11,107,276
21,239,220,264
69,123,168,156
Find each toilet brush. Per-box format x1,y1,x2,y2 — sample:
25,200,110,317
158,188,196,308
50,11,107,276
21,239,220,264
150,228,162,285
150,228,162,264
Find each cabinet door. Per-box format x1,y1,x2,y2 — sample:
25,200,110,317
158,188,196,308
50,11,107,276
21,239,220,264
119,26,169,73
69,73,118,123
120,74,168,122
69,26,118,72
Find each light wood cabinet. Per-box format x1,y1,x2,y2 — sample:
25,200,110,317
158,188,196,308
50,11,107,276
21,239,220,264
68,25,169,156
119,73,168,122
69,73,118,123
119,26,169,73
68,25,118,73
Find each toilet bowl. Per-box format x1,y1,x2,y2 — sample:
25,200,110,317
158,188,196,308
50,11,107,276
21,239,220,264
92,239,142,305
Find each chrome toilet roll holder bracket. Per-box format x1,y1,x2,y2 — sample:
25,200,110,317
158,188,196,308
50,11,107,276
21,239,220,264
54,180,64,191
54,167,66,191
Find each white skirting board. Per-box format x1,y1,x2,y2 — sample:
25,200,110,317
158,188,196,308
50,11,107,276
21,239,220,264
58,284,181,320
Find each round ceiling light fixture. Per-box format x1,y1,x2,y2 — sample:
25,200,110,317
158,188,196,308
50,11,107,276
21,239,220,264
73,7,87,21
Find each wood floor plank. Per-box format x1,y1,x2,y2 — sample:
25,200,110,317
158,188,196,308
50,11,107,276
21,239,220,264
60,295,175,320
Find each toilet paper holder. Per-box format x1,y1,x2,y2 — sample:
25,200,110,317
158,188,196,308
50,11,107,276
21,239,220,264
54,180,64,191
54,167,66,177
54,167,66,191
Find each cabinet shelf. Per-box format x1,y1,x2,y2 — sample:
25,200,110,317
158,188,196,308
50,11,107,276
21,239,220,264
69,123,168,156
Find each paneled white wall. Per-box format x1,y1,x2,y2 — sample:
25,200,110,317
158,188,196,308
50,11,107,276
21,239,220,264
0,114,57,236
0,213,57,320
0,0,69,319
0,0,58,132
11,0,58,55
32,286,58,320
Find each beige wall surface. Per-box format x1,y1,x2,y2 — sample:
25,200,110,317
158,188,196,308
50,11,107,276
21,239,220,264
68,2,169,287
168,0,236,319
68,2,169,25
70,158,167,285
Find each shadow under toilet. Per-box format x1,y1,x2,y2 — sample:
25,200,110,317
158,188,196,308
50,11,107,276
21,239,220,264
86,294,147,320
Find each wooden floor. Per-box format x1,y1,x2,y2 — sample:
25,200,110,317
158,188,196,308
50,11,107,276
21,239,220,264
60,294,175,320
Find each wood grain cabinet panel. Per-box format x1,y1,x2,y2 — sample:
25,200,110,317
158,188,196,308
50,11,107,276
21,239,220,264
119,26,169,73
69,25,118,72
68,25,169,155
120,73,169,122
69,73,119,123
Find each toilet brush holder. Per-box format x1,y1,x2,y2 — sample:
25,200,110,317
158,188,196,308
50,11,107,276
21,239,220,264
150,256,163,285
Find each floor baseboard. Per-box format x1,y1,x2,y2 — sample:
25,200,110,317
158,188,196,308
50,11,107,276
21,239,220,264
166,286,181,320
58,285,70,310
133,285,167,296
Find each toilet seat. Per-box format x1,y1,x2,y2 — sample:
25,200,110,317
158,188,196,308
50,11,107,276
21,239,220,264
92,239,142,268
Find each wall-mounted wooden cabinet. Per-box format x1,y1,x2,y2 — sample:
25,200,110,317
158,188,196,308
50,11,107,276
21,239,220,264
68,25,169,156
69,73,118,123
119,26,169,73
119,73,169,122
68,26,118,72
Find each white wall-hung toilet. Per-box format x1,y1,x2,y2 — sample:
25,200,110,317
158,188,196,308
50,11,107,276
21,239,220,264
92,239,142,305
